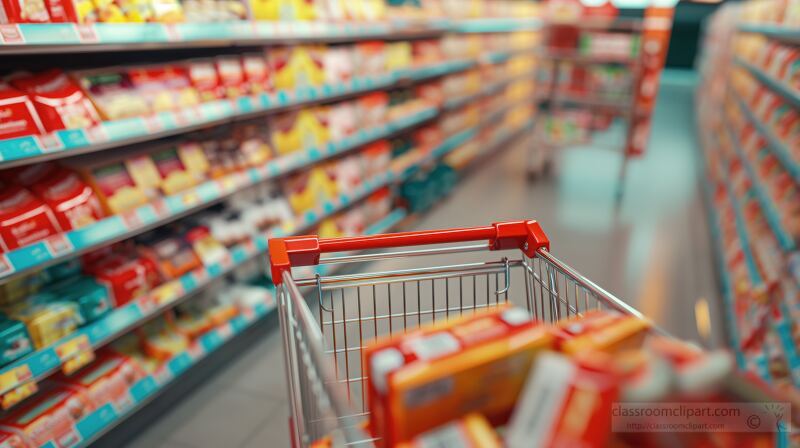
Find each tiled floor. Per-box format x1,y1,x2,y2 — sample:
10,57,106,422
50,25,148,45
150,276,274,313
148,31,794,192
124,70,723,448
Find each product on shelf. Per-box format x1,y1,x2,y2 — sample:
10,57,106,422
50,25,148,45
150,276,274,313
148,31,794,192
0,0,51,22
187,59,223,102
364,305,552,446
215,56,247,99
270,108,329,155
0,316,34,366
0,83,47,140
0,184,62,252
284,167,337,214
128,65,201,113
271,45,326,91
0,385,93,447
54,350,146,413
322,45,356,86
10,70,101,132
47,276,112,324
9,300,79,349
242,53,273,95
136,228,202,280
137,317,189,361
355,41,387,78
83,249,161,307
77,69,150,121
30,168,105,231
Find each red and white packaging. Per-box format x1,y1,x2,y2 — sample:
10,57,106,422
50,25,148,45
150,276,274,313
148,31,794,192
55,350,146,413
0,0,50,22
242,53,273,95
43,0,77,21
187,59,222,102
0,385,93,448
84,252,161,307
215,56,246,99
10,70,101,133
0,184,62,252
0,82,45,140
31,168,105,231
5,161,57,187
506,352,619,448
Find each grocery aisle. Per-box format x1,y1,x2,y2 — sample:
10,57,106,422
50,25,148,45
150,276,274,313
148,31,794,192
122,70,722,448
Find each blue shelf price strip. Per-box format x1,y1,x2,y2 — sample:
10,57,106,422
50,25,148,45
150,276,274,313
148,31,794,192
0,19,541,49
733,93,800,183
724,120,797,252
0,58,473,167
0,106,439,283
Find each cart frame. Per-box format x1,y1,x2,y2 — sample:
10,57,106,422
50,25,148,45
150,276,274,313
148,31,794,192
270,220,651,447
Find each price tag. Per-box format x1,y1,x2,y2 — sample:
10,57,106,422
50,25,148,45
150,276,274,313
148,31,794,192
39,133,64,152
75,24,99,43
0,25,23,44
164,24,181,42
143,115,163,134
217,324,234,340
216,176,237,192
121,210,143,229
181,190,200,207
44,234,74,257
56,335,95,375
0,254,14,276
1,382,37,409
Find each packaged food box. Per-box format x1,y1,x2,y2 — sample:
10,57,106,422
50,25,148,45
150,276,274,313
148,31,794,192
326,101,358,142
411,40,444,67
184,225,229,266
0,273,47,306
0,316,34,366
11,70,101,132
355,41,387,78
138,319,189,361
0,430,26,448
271,46,326,91
149,0,183,21
30,168,105,232
357,92,389,128
386,42,413,72
506,352,619,448
84,252,160,307
136,228,202,279
322,46,355,85
73,158,150,215
11,302,79,349
329,154,363,193
0,82,46,140
77,69,150,121
128,65,200,113
551,310,650,355
284,167,337,214
0,385,93,448
187,59,223,102
270,108,329,155
150,146,207,195
0,0,50,22
56,351,146,413
171,305,212,339
242,53,273,95
364,306,552,446
215,56,246,99
396,414,501,448
233,124,273,167
115,0,152,21
47,276,112,324
0,184,62,252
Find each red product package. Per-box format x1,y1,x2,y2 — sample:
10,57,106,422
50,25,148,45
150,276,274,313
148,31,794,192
506,352,619,448
215,56,246,99
187,59,222,102
128,65,200,113
0,385,94,448
84,252,161,307
43,0,77,21
242,54,273,95
4,162,58,187
0,82,46,140
55,350,146,413
0,0,50,22
31,168,105,231
10,70,101,133
0,184,62,252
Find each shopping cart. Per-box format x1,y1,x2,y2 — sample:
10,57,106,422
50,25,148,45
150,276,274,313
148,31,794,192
269,220,653,447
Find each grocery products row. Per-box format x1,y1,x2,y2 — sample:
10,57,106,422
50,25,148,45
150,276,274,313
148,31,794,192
0,106,536,448
697,3,800,397
0,0,538,25
0,32,537,165
309,305,780,447
0,75,535,398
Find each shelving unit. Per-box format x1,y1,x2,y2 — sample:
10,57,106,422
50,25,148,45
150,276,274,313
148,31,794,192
0,2,542,442
698,3,800,394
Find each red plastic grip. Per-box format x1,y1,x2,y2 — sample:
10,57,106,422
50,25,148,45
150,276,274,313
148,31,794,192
269,220,549,284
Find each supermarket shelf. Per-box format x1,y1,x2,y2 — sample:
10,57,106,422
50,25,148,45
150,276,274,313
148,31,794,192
724,119,797,252
732,93,800,183
0,117,485,400
61,205,408,448
443,71,537,111
0,107,439,285
538,92,632,114
0,19,540,54
538,49,638,65
0,168,398,398
735,57,800,110
738,23,800,45
0,59,477,168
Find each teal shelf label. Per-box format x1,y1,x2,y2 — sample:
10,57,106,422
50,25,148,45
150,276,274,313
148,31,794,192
18,23,80,44
67,216,126,248
56,129,90,149
200,331,223,351
130,376,159,403
167,352,192,376
94,23,167,43
230,316,248,332
77,404,118,440
0,136,41,161
236,96,255,114
102,118,144,141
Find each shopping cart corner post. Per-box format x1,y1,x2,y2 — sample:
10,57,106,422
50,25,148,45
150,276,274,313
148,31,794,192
491,220,550,257
269,235,322,284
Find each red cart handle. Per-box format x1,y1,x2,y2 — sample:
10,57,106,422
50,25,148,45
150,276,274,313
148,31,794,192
269,220,549,284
